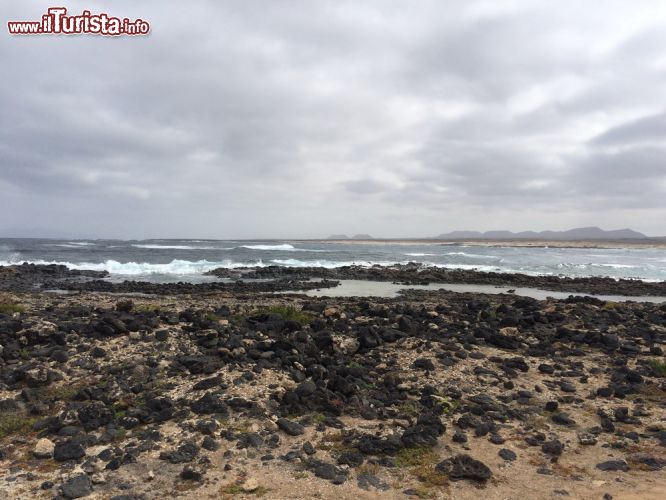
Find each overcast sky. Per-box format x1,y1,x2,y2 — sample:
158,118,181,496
1,0,665,238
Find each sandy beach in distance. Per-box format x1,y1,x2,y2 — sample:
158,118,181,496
304,238,666,249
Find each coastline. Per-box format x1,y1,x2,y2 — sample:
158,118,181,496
304,238,666,249
0,264,665,499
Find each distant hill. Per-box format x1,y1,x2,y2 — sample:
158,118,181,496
435,227,646,240
352,234,374,240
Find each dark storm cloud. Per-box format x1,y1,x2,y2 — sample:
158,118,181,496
0,0,664,238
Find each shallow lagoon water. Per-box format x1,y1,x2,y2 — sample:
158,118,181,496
289,279,666,303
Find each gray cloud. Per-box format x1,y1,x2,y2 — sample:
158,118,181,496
592,112,666,147
0,0,665,238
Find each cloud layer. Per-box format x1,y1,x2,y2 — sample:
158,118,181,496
1,0,665,237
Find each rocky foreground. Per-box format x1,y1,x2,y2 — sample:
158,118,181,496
0,266,665,499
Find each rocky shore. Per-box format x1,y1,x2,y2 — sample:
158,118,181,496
0,263,339,295
205,264,666,297
0,264,665,499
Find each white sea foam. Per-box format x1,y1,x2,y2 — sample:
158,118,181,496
270,259,406,268
0,259,260,275
241,244,296,251
131,244,224,250
43,243,97,248
428,263,502,272
240,244,325,252
594,263,641,269
405,253,437,257
444,252,501,259
556,262,641,270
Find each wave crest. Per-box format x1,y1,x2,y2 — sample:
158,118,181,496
240,244,296,251
0,259,257,275
131,244,224,250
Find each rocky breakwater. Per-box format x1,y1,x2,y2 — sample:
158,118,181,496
0,263,109,293
0,289,664,499
46,278,340,295
206,264,666,296
0,263,339,295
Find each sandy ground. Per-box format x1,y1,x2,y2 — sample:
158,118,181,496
1,292,664,500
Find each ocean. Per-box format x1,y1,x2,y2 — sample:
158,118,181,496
1,238,664,284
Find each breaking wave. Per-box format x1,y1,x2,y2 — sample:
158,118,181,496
131,244,224,250
240,244,326,252
241,244,296,251
444,252,501,259
0,259,259,275
269,259,404,268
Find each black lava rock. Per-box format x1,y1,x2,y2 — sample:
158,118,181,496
499,449,517,461
542,440,564,456
61,474,92,498
277,418,305,436
596,460,629,472
54,440,85,462
159,442,199,464
436,454,492,482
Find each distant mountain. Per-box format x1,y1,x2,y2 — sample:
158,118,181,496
352,234,374,240
327,234,349,239
435,227,646,240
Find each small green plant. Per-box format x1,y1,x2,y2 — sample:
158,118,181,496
648,359,666,376
313,413,327,424
398,400,421,418
357,462,382,476
262,305,313,325
229,314,245,326
396,447,438,468
219,484,269,496
204,312,220,323
44,384,84,402
220,485,242,495
431,395,459,415
359,380,377,391
412,464,448,487
0,413,36,439
254,486,270,497
134,303,160,313
0,302,24,314
111,428,127,442
409,487,435,499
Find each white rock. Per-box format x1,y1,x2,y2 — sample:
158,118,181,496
500,327,520,336
334,336,359,355
324,306,340,317
33,438,55,459
241,477,259,492
91,473,106,484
